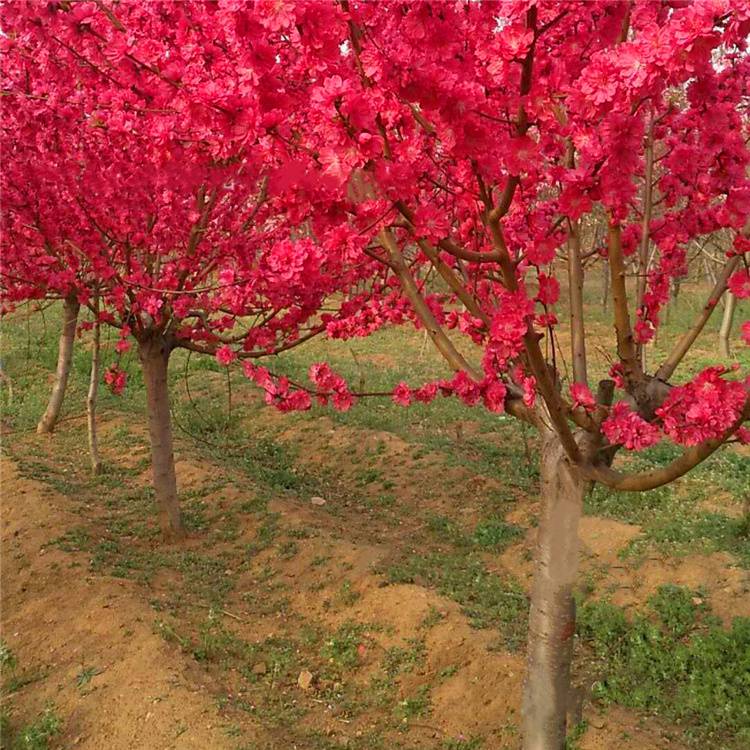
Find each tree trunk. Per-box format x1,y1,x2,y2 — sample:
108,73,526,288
522,434,588,750
601,259,609,311
37,295,80,434
138,335,186,541
719,291,736,359
86,309,103,474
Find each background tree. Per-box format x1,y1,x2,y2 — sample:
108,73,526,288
0,1,378,540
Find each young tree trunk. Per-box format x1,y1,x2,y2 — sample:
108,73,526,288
37,295,80,434
138,334,186,541
86,311,103,474
719,291,736,359
522,434,588,750
601,259,609,311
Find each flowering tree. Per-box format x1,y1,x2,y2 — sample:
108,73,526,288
223,2,747,748
3,1,749,748
0,1,379,540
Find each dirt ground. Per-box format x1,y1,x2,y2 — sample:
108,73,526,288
5,392,743,750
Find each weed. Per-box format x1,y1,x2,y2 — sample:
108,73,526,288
439,664,459,679
382,638,426,677
471,517,523,550
0,642,16,672
565,721,588,750
193,616,250,664
75,665,103,688
420,606,446,629
322,623,369,669
335,580,360,607
50,527,91,552
154,619,191,650
277,540,299,560
10,707,61,750
443,738,483,750
395,684,430,721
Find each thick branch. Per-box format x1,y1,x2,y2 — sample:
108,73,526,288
394,201,502,263
584,401,749,491
635,119,655,362
415,239,489,325
655,254,740,381
608,222,642,385
378,228,482,379
487,219,583,463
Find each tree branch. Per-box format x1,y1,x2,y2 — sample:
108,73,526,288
655,253,741,381
566,221,588,385
584,400,749,491
377,228,482,379
608,222,643,386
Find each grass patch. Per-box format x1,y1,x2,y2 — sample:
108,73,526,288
578,586,750,748
386,553,527,649
624,513,750,567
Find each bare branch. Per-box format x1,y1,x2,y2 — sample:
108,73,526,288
655,254,740,381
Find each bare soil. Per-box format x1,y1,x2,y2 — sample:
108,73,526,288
4,398,740,749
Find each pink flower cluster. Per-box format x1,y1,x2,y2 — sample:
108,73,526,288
242,362,312,413
308,363,356,411
570,383,596,413
656,367,747,446
391,372,507,414
602,402,661,452
104,365,127,396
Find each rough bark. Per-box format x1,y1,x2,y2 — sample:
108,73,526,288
86,311,103,474
37,295,80,434
719,291,736,359
138,334,186,541
523,434,588,750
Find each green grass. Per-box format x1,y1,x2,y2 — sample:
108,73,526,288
386,553,527,649
321,622,370,669
578,586,750,749
426,513,524,552
623,512,750,567
2,293,749,750
5,707,61,750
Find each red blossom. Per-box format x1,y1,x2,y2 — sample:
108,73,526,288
602,402,661,452
570,383,596,413
656,367,747,446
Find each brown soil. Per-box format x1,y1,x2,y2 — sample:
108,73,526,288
1,400,742,750
1,457,234,750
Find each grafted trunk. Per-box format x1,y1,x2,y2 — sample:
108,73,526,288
138,335,185,541
86,312,103,474
719,292,736,359
522,435,588,750
37,295,80,434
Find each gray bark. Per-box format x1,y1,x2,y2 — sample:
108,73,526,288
37,295,80,434
719,291,736,359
